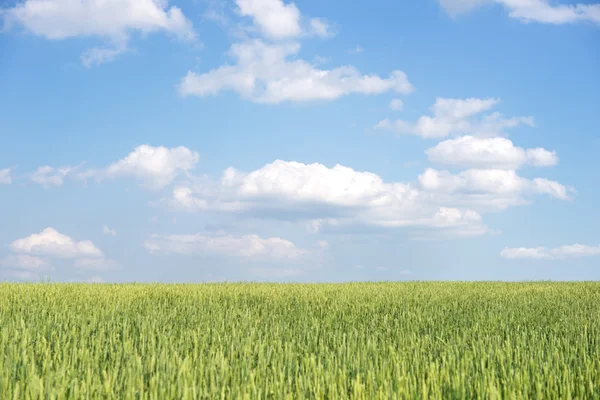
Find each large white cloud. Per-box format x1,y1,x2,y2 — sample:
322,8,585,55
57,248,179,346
179,40,414,103
10,227,103,258
172,160,571,220
145,232,306,260
501,244,600,260
168,160,508,236
0,168,11,184
3,0,195,66
426,136,558,169
78,144,199,189
375,97,533,139
164,158,573,236
439,0,600,24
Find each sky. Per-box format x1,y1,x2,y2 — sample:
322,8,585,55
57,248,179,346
0,0,599,283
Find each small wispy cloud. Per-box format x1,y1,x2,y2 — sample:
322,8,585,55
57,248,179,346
348,44,364,54
501,244,600,260
103,225,117,237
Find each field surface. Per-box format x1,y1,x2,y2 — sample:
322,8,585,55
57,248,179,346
1,282,600,399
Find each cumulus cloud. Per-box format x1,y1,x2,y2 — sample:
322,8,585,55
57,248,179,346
0,168,11,184
375,97,533,139
171,160,571,227
168,159,490,236
501,244,600,260
30,165,73,187
234,0,331,39
6,228,117,275
2,0,195,66
78,144,199,189
145,232,306,260
10,227,103,258
418,168,573,205
426,136,558,169
236,0,301,39
439,0,600,25
178,40,414,103
235,0,330,40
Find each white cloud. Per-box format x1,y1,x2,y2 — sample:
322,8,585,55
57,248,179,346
526,147,559,167
79,145,199,189
316,240,329,249
0,168,12,184
440,0,600,25
169,160,489,236
10,227,103,258
102,225,117,236
349,44,364,54
426,136,558,169
7,228,116,274
145,232,306,260
3,0,195,65
389,98,404,111
81,44,127,68
375,97,533,139
501,244,600,260
532,177,574,200
31,165,73,187
308,18,332,37
235,0,301,39
433,97,499,120
179,40,414,103
234,0,331,39
418,168,572,202
168,159,570,236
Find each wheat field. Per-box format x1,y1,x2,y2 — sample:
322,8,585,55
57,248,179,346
1,282,599,399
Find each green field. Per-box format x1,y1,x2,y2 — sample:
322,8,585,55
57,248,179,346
1,282,599,399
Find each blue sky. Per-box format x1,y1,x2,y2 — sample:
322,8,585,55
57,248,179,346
1,0,599,282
